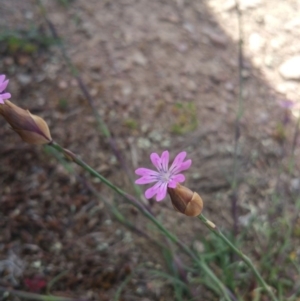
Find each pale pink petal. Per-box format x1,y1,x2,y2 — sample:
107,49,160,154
169,151,187,172
174,159,192,173
0,92,11,100
0,75,5,84
135,167,158,177
145,182,161,199
167,180,177,188
172,174,185,183
0,97,4,104
156,183,168,201
160,151,169,171
135,176,158,185
168,174,185,188
150,152,162,170
0,79,9,92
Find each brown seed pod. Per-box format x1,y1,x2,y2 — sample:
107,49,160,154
168,184,203,217
0,100,52,144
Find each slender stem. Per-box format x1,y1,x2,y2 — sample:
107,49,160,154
0,287,78,301
37,0,143,199
48,141,234,301
231,0,244,236
198,214,279,301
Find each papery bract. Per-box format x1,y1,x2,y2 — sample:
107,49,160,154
135,151,191,201
0,100,52,144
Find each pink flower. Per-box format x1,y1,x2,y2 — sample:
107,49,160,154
135,151,192,201
279,99,295,109
24,277,46,292
0,74,11,104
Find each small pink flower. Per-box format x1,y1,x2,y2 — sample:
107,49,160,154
279,99,295,109
0,74,11,104
24,277,46,292
135,151,192,201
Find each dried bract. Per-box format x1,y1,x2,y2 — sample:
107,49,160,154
168,184,203,217
0,100,52,144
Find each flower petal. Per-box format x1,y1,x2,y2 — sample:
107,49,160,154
167,180,177,188
168,174,185,188
169,151,187,173
0,79,9,93
160,150,169,171
135,167,158,177
156,183,168,201
150,152,162,171
145,182,161,199
0,75,5,84
0,97,4,104
0,92,11,100
135,176,158,185
175,159,192,173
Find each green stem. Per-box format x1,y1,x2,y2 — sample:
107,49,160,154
0,287,72,301
198,214,279,301
49,141,233,301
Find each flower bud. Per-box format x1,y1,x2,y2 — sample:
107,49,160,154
0,100,52,144
168,184,203,217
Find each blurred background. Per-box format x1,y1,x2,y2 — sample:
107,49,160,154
1,0,300,300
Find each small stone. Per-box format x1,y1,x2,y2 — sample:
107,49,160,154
264,55,274,68
58,80,68,89
17,74,32,86
148,130,162,142
241,69,250,78
270,36,285,50
192,172,201,180
137,138,151,149
160,139,171,148
183,22,194,34
291,178,300,192
104,219,112,226
176,43,188,53
109,156,117,165
249,33,264,52
97,242,109,251
122,84,132,96
25,11,33,19
136,287,144,295
141,124,150,133
185,79,197,91
276,82,297,94
285,18,300,31
132,51,148,66
123,232,132,243
115,229,122,236
279,56,300,80
224,81,234,92
51,242,62,252
32,260,42,268
193,241,204,253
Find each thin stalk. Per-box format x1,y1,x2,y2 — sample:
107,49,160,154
231,0,244,236
198,214,279,301
48,141,234,301
291,110,300,157
0,287,81,301
37,0,142,198
45,145,164,250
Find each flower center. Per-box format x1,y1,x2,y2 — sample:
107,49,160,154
158,170,171,183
